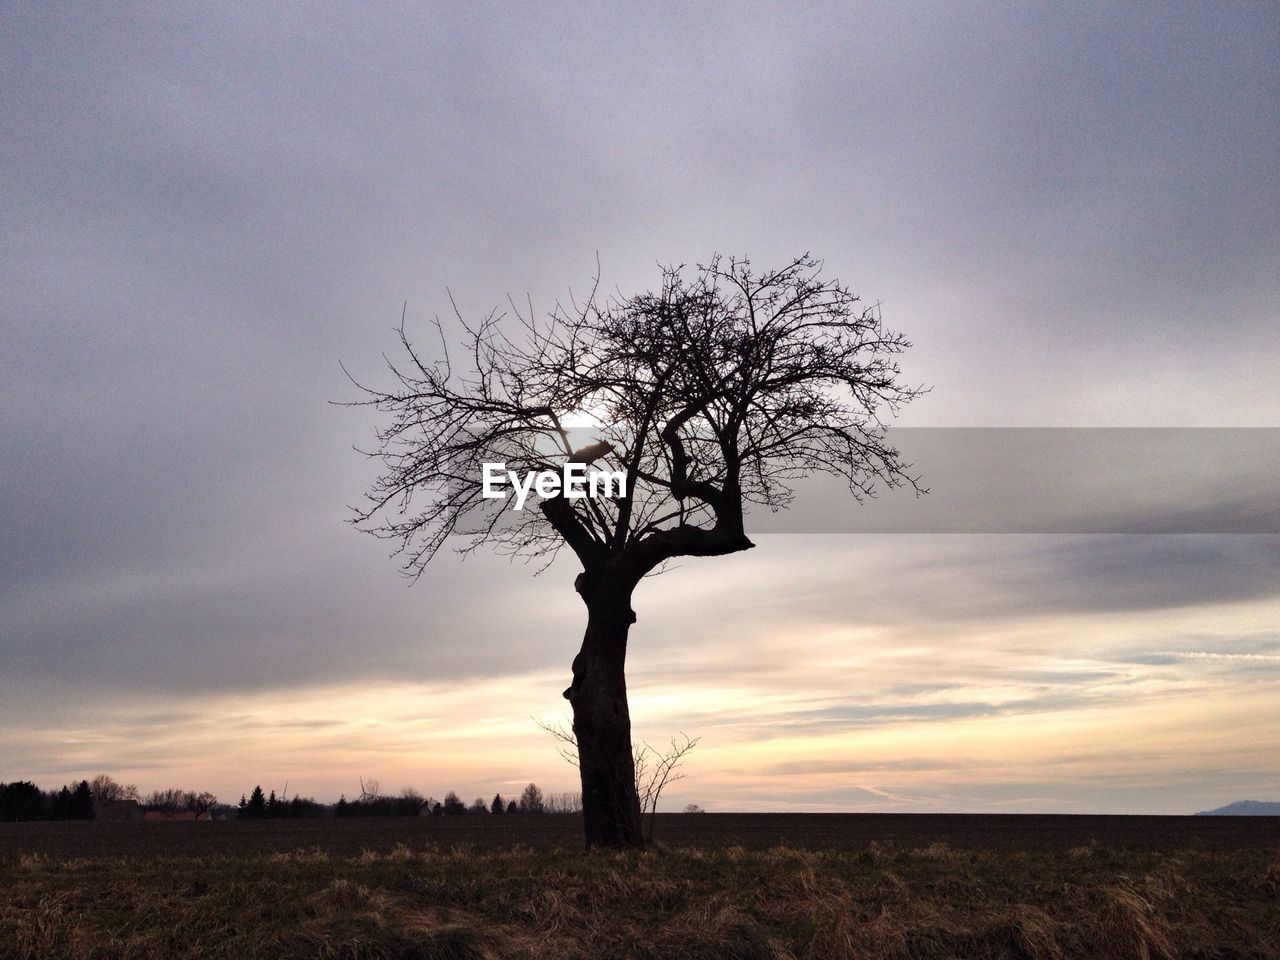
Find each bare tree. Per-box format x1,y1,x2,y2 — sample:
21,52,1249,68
538,718,698,841
518,782,545,814
89,774,139,803
357,777,382,802
634,734,699,843
348,254,922,847
544,791,584,814
400,786,425,810
537,717,583,768
142,788,217,813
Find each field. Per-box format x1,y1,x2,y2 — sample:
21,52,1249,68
3,814,1278,959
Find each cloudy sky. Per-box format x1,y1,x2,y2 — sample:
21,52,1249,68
3,3,1277,813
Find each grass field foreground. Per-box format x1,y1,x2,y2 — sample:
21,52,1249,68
3,838,1279,959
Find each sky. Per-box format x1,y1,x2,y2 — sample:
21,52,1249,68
2,3,1278,813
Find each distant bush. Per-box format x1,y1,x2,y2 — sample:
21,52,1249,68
333,785,425,818
334,796,423,817
144,788,217,814
287,796,328,818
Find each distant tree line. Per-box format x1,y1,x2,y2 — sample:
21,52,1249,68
0,780,95,821
326,782,577,819
232,781,581,819
237,785,327,819
0,775,225,822
143,787,218,814
2,775,601,822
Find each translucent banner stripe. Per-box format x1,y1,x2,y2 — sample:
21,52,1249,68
457,428,1280,535
744,428,1280,534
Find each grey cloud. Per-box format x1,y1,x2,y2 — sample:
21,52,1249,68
634,535,1280,638
746,428,1280,534
756,758,961,778
3,533,585,692
1124,654,1183,666
686,686,1161,742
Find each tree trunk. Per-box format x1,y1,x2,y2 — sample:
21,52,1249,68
564,576,644,848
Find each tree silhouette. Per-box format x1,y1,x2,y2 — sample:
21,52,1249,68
50,786,73,820
89,774,139,803
539,718,696,840
350,255,921,847
490,793,505,815
0,781,45,821
243,785,267,819
518,782,544,814
69,780,95,820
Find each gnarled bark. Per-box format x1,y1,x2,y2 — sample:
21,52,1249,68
564,572,644,848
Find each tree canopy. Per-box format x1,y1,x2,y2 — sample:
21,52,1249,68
349,255,922,587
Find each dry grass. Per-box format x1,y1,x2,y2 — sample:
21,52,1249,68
2,840,1277,959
